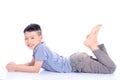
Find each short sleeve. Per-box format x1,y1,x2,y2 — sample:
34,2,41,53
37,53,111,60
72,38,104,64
33,46,47,61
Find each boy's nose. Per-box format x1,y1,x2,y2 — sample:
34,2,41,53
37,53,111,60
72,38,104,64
27,39,32,44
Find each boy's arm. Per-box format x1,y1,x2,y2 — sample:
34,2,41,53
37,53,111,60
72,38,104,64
6,58,43,73
15,61,43,73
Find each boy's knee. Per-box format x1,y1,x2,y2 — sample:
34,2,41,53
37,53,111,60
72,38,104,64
103,63,116,74
109,64,116,74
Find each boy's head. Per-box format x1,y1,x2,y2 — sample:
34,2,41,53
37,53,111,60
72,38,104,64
24,23,43,50
24,23,42,35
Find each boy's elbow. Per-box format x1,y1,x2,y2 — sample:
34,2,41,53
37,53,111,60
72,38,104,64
33,68,40,73
34,70,39,73
33,69,40,73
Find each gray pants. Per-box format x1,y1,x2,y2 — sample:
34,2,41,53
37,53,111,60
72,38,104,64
70,44,116,74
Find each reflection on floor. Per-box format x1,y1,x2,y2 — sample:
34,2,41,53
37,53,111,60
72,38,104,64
0,70,120,80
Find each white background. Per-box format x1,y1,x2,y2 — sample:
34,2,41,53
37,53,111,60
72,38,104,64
0,0,120,74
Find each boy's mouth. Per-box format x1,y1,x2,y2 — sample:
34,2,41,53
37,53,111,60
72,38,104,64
28,44,34,48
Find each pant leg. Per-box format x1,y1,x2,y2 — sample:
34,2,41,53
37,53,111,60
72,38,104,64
70,44,116,74
70,52,88,72
98,44,107,54
92,44,116,73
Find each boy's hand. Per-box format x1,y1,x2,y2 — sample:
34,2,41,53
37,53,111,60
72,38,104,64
6,62,17,72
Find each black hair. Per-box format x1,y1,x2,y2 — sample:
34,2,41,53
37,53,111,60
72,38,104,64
23,23,42,35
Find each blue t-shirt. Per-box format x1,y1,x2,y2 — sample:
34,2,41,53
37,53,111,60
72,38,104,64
33,42,72,73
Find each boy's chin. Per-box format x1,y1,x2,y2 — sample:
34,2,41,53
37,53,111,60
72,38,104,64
29,48,34,50
28,47,34,50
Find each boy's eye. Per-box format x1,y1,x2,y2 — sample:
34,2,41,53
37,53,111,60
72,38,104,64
31,37,34,39
25,38,28,40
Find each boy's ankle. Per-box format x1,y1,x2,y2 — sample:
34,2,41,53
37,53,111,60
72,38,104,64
90,45,99,51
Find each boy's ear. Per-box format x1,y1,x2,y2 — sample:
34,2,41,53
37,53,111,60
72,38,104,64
40,35,43,40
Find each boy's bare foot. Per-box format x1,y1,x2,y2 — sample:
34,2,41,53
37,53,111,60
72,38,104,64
84,24,102,51
90,24,102,35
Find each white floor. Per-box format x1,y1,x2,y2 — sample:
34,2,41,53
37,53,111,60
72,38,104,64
0,70,120,80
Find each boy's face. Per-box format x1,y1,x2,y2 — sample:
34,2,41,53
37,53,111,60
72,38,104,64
24,31,42,50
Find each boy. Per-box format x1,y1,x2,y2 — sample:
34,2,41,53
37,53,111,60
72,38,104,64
6,24,116,74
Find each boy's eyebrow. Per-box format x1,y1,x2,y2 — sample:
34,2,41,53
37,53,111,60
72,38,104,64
25,34,36,37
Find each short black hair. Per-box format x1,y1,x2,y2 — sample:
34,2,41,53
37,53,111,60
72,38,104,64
23,23,42,35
